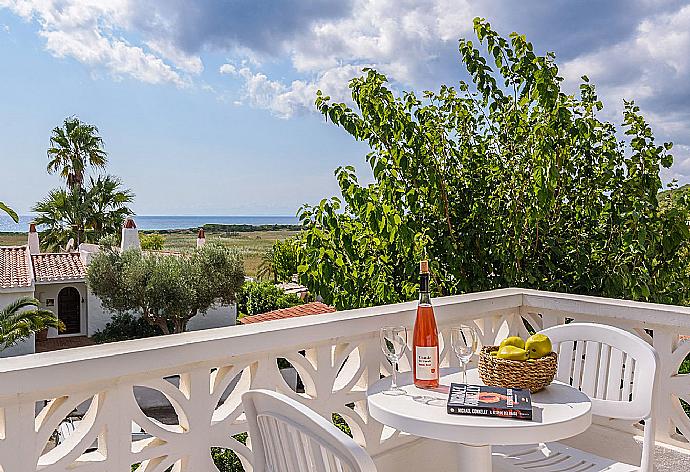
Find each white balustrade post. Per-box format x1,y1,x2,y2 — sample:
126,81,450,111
652,329,679,443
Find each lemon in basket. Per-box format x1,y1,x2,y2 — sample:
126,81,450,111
496,345,529,360
525,334,552,359
499,336,525,350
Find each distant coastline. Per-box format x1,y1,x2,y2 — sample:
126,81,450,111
0,215,300,233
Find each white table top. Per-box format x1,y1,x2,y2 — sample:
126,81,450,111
367,368,592,446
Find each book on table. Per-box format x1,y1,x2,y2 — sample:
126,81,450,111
447,383,533,420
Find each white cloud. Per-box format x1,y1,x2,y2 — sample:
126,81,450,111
558,4,690,177
224,64,368,118
0,0,192,86
289,0,474,85
145,39,203,75
219,63,237,75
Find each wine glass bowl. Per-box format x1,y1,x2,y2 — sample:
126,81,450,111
450,326,479,384
380,326,408,396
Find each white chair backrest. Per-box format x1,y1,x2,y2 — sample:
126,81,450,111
242,389,377,472
540,323,659,421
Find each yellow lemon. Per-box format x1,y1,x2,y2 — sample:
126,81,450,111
496,345,529,361
499,336,525,350
525,334,552,359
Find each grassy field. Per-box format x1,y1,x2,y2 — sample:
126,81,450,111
0,230,298,277
159,229,298,275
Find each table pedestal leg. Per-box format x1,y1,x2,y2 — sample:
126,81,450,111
456,444,492,472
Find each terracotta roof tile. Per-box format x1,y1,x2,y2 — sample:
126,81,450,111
239,301,336,324
32,253,86,283
0,246,32,289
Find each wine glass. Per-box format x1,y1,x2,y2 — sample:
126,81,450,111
380,326,408,396
450,326,478,384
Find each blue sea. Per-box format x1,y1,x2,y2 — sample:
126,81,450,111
0,215,300,232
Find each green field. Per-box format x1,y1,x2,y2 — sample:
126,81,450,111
0,230,298,277
159,229,298,275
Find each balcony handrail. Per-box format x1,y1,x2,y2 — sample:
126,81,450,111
0,288,524,398
521,289,690,328
3,288,690,398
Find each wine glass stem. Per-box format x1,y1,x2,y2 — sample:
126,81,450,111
462,361,467,384
392,361,398,389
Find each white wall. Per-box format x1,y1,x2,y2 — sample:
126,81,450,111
86,289,110,337
34,282,88,337
186,303,237,331
0,290,37,357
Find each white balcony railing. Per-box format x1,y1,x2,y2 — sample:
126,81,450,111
1,288,689,471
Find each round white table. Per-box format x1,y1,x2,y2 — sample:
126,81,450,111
367,368,592,472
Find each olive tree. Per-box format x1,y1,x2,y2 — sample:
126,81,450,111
297,18,690,310
87,243,245,334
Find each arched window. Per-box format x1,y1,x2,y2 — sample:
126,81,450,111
58,287,81,335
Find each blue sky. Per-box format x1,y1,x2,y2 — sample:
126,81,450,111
2,1,690,215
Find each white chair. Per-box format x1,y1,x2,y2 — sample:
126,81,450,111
493,322,659,472
242,389,377,472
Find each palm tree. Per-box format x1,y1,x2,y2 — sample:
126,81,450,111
33,188,84,251
47,117,108,191
33,176,134,250
0,297,63,351
257,246,278,282
85,175,134,242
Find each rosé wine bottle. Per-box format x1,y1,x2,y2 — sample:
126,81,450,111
413,260,439,388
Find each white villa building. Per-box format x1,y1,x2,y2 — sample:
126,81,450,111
0,220,236,357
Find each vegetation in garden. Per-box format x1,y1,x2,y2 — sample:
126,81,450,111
140,233,166,250
87,242,244,334
236,281,304,319
0,296,63,350
92,313,163,343
257,237,299,282
34,175,134,251
34,116,134,251
297,18,690,310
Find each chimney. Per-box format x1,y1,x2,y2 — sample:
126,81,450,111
197,228,206,248
28,223,40,254
121,217,141,251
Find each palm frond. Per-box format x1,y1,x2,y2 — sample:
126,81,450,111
0,201,18,222
0,297,64,350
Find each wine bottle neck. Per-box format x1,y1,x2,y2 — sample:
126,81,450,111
419,273,430,305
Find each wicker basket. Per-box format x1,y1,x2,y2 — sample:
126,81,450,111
478,346,557,393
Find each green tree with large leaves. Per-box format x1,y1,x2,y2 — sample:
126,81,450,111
0,297,64,351
297,18,690,310
87,243,245,334
47,116,108,191
33,175,133,250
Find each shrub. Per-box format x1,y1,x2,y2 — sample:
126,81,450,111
92,313,163,343
236,281,303,318
140,233,165,250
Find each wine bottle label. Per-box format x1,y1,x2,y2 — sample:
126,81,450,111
415,346,438,380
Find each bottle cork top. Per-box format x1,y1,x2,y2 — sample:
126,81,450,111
420,260,429,274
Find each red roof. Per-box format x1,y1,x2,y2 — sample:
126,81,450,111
31,253,86,283
0,246,32,289
239,301,336,324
